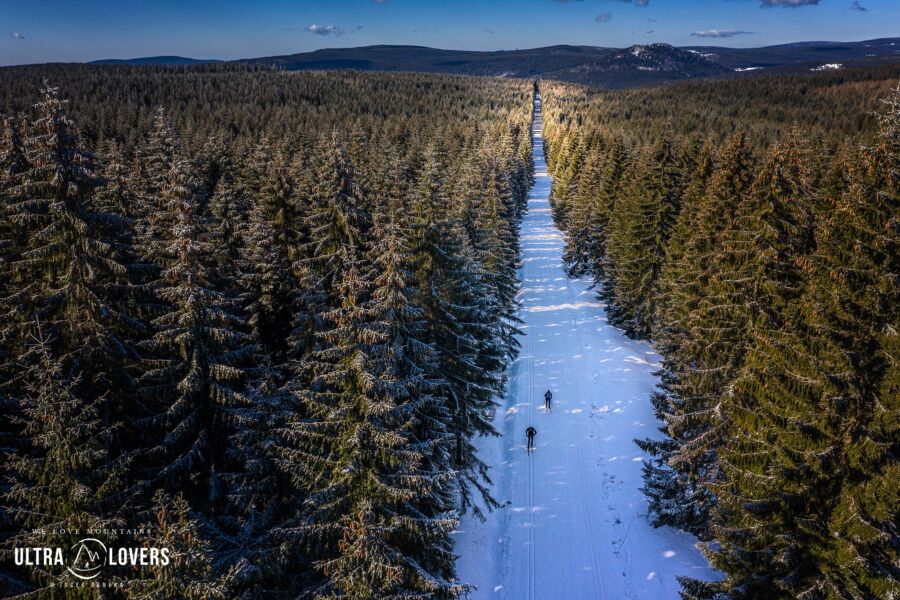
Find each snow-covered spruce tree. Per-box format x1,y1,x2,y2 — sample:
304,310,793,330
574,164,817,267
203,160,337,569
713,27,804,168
222,365,305,597
561,139,606,278
513,124,535,218
238,147,298,366
653,140,717,348
300,132,372,308
0,116,30,538
206,148,249,291
126,490,235,600
411,146,501,519
95,140,135,218
285,131,370,398
5,334,125,598
280,200,464,599
2,83,140,387
0,86,144,519
0,116,29,283
563,137,603,277
459,149,522,364
137,114,253,512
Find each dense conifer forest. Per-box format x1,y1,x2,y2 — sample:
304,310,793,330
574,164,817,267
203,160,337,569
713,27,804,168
0,65,534,599
542,67,899,599
2,58,898,599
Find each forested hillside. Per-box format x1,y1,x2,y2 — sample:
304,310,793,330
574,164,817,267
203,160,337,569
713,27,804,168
0,65,533,599
541,63,900,148
542,69,899,599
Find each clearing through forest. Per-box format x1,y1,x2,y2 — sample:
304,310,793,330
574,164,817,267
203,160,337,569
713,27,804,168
452,93,717,599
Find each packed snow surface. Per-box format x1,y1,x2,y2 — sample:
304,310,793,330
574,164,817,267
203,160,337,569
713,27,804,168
452,94,717,599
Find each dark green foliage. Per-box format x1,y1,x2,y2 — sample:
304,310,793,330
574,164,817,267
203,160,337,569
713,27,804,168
543,75,899,597
5,336,125,599
126,491,235,599
0,69,532,598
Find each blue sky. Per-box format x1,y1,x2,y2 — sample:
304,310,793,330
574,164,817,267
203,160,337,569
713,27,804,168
1,0,897,66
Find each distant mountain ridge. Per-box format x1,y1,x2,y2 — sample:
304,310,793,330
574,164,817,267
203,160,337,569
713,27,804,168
88,38,900,88
89,55,220,66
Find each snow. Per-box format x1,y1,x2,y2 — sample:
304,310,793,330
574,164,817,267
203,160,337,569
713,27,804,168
452,94,717,599
686,50,717,59
811,63,842,71
735,66,763,72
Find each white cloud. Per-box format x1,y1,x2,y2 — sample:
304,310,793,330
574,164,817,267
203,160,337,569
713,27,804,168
691,29,754,38
306,24,345,36
11,32,25,40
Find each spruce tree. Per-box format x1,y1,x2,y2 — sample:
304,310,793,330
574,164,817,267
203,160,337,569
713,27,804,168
684,138,823,598
5,333,125,598
411,147,501,519
281,202,464,598
638,132,754,538
603,134,683,337
126,491,235,600
562,141,606,278
137,115,252,510
238,148,298,365
636,141,717,536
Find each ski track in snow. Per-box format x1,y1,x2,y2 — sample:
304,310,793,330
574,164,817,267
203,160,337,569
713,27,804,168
452,94,717,599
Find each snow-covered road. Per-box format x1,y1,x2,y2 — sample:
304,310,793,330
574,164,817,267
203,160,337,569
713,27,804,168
452,94,716,599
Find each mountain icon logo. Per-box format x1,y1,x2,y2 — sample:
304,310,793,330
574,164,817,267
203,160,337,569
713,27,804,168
66,538,107,580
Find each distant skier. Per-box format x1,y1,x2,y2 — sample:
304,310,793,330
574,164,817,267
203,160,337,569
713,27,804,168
526,426,537,452
544,389,552,412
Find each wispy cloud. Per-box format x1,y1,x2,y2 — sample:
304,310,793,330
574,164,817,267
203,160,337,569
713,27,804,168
552,0,584,3
609,0,648,5
484,28,495,34
850,0,867,10
760,0,819,7
595,12,613,22
691,29,754,38
646,29,655,33
372,0,387,4
306,24,344,36
11,32,25,40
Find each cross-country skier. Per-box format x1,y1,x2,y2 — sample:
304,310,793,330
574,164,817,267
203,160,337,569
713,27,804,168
526,426,537,452
544,389,552,412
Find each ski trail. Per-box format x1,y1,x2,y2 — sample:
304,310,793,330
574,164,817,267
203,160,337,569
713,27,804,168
453,92,717,599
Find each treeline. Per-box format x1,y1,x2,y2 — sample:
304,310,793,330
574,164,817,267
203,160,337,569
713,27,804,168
0,67,534,599
542,74,898,599
541,63,900,149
